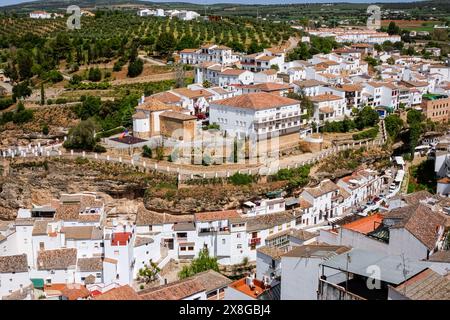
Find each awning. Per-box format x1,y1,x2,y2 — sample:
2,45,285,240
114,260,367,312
31,278,45,289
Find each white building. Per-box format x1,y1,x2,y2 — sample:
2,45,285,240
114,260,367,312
209,92,303,139
29,11,52,19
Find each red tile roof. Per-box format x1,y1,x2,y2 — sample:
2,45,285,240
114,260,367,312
195,210,241,222
343,213,384,235
212,92,299,110
111,232,132,246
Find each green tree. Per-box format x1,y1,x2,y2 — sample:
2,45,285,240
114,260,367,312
178,248,219,280
387,22,401,35
155,32,176,57
40,83,45,106
354,106,379,130
407,109,424,125
142,145,152,158
138,259,160,283
12,81,32,102
76,96,101,120
42,124,49,135
63,119,97,151
88,67,102,82
127,59,144,78
384,114,403,140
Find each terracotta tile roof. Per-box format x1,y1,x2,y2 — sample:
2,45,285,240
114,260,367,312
193,270,232,292
209,87,229,95
260,69,278,75
289,229,317,241
94,285,141,300
256,55,277,61
310,94,343,102
299,198,313,209
235,211,295,232
393,268,450,300
139,278,205,300
134,236,154,247
136,205,193,226
180,48,198,53
437,177,450,184
319,106,335,114
340,84,363,92
386,204,445,250
257,245,286,260
303,180,339,198
0,254,28,273
428,250,450,263
159,111,197,121
219,69,248,76
245,82,292,92
45,283,90,300
293,79,327,88
172,87,214,99
194,210,240,222
77,258,103,272
62,226,103,240
402,190,434,205
132,111,147,119
152,91,183,104
32,220,50,236
343,213,384,235
37,248,77,270
212,92,299,110
137,97,172,112
283,244,351,258
55,203,80,221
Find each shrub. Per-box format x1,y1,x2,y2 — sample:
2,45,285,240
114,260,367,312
45,70,63,83
229,172,253,186
142,145,152,158
93,144,107,153
127,59,144,78
42,124,49,135
352,126,379,140
0,98,14,111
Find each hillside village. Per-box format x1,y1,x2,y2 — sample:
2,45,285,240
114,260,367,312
0,1,450,302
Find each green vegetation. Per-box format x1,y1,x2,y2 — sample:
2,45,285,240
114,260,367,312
178,248,219,280
127,58,144,78
229,172,254,186
384,114,404,140
95,126,126,139
0,101,34,125
320,107,379,134
352,126,379,141
0,97,14,111
271,165,311,190
142,145,152,158
407,159,436,194
63,118,104,152
288,36,339,61
138,259,160,284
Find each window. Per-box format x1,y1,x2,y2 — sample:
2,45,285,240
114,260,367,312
180,247,186,251
237,244,242,249
222,239,226,245
188,246,194,251
237,233,241,238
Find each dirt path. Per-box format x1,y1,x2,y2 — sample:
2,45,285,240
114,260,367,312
111,70,194,85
